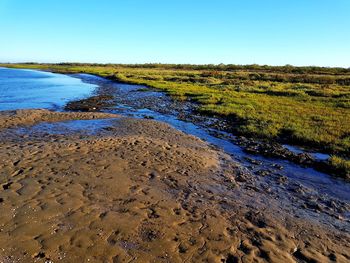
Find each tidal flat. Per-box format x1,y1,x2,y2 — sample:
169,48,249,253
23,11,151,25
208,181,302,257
2,63,349,178
0,109,349,262
0,66,349,262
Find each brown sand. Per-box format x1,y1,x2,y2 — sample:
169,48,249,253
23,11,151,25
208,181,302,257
0,110,349,262
0,109,119,130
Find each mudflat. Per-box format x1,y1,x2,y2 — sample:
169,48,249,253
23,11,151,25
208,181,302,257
0,110,349,262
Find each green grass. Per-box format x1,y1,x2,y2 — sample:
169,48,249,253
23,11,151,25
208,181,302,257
1,63,350,176
329,156,350,179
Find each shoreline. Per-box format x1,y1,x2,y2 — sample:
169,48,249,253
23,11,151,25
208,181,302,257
1,65,348,179
0,67,349,262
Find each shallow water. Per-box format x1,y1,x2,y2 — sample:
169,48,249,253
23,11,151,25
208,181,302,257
0,67,96,111
1,68,350,224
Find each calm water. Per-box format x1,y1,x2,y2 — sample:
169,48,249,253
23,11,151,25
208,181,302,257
0,67,96,111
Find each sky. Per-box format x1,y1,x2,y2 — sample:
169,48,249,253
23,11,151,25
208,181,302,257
0,0,349,67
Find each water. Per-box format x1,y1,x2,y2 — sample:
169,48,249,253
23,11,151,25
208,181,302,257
0,67,96,111
283,144,330,161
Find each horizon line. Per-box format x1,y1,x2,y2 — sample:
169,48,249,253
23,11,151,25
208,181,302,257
1,61,349,70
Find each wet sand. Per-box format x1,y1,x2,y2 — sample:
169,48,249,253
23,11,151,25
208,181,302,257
0,110,349,262
0,109,118,129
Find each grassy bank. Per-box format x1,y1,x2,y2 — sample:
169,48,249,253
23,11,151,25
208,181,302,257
1,63,349,177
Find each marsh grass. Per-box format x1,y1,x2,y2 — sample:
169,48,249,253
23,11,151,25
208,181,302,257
329,156,350,179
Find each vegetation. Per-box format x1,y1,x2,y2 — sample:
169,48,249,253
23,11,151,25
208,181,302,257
329,156,350,179
1,63,349,176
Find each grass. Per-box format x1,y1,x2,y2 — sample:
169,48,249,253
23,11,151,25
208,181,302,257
1,63,350,177
329,156,350,179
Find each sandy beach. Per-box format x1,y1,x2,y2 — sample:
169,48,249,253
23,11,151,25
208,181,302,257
0,109,349,262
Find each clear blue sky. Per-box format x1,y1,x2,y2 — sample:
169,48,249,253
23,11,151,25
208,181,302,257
0,0,349,67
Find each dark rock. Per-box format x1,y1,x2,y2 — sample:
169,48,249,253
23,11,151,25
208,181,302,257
143,115,154,119
293,153,314,166
256,170,271,177
276,175,288,184
304,201,324,212
65,95,115,112
102,126,115,131
272,163,284,170
244,157,262,165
